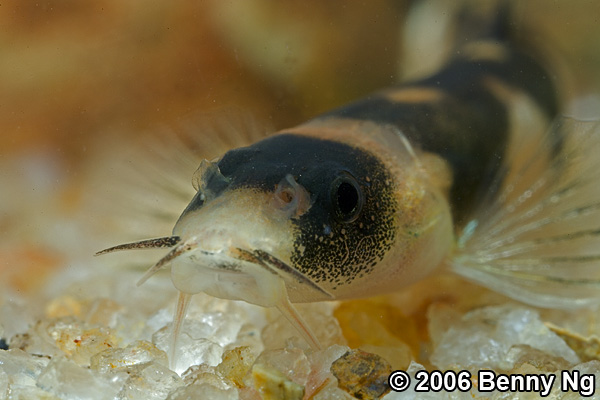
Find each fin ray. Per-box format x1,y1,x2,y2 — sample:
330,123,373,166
454,118,600,308
85,108,270,242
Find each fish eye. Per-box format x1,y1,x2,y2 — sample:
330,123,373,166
330,173,364,223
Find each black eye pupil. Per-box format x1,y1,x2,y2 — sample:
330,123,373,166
337,181,359,215
331,174,364,223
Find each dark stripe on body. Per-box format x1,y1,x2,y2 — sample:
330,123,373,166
418,51,557,117
318,48,558,226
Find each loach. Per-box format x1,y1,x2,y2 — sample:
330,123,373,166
97,2,600,367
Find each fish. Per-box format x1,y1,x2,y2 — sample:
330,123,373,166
96,1,600,364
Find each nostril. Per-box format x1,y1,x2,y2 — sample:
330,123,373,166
272,174,312,218
273,180,296,209
277,188,294,204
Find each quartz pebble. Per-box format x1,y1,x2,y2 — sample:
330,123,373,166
0,349,50,388
152,325,224,375
46,318,117,367
4,247,600,399
3,282,597,399
216,346,256,387
45,295,86,319
5,385,61,400
0,295,34,341
90,340,168,373
9,329,63,362
37,357,123,400
0,369,7,400
310,385,356,400
505,344,571,372
174,364,238,399
151,298,256,374
262,302,345,350
180,363,222,385
253,347,310,386
251,362,304,400
117,362,183,400
430,305,580,371
167,381,239,400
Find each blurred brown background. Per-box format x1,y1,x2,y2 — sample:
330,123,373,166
0,0,598,312
1,0,599,166
0,0,405,166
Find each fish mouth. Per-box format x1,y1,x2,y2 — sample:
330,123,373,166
97,234,328,350
96,235,333,300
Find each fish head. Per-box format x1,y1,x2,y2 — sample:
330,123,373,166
170,157,318,306
170,129,453,305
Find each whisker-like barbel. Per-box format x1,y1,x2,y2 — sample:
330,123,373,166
233,248,334,299
255,250,334,299
230,247,323,350
95,236,181,256
136,239,197,286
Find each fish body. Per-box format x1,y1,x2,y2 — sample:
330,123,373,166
98,4,600,355
171,37,557,301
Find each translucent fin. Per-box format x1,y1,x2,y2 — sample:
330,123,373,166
84,109,270,243
169,291,192,370
453,118,600,308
